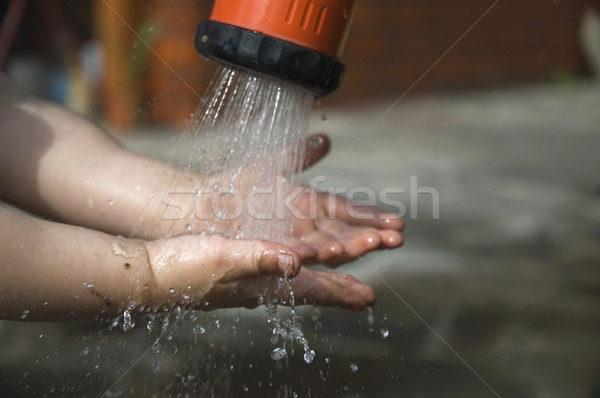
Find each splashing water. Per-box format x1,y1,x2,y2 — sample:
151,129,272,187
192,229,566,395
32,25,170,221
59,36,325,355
144,65,314,360
122,309,135,331
179,65,310,243
367,307,375,332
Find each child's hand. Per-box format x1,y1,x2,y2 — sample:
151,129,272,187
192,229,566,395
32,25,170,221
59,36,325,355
144,233,374,311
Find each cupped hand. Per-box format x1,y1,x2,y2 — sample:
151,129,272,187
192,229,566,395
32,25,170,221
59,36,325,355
143,233,374,311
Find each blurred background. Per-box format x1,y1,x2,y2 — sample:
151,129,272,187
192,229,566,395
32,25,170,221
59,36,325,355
2,0,599,128
1,0,600,397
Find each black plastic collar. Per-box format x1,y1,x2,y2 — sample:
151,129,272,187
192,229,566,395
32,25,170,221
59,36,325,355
195,20,345,97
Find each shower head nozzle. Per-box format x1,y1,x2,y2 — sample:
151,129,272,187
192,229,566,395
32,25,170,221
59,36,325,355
195,0,358,97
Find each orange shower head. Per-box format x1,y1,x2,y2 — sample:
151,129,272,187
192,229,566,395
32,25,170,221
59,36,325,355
195,0,358,97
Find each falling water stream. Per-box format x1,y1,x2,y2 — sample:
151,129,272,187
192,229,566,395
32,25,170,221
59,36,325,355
172,65,313,363
125,64,317,373
176,64,310,239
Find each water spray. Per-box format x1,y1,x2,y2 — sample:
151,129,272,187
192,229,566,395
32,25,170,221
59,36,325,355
195,0,358,97
192,0,360,365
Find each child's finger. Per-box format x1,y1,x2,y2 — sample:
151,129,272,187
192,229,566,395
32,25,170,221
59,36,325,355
223,240,301,281
300,133,330,171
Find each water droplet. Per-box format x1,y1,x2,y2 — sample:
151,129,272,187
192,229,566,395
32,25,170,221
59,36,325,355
169,287,175,294
193,325,206,335
20,310,29,319
185,223,192,232
146,317,155,331
303,350,315,364
325,357,331,364
107,199,114,206
321,113,328,122
122,310,135,331
271,347,287,361
380,328,389,338
367,307,375,332
349,362,359,372
81,347,90,356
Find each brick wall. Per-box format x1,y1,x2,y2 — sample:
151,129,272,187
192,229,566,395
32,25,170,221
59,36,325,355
328,0,600,104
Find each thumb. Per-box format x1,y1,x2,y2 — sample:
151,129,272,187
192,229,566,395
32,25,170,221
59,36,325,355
223,240,301,281
299,133,330,172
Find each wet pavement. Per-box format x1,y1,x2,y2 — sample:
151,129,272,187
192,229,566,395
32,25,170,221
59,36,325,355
1,81,599,397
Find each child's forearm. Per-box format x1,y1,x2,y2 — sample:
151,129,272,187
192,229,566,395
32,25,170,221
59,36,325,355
0,206,309,321
0,206,155,321
0,74,197,238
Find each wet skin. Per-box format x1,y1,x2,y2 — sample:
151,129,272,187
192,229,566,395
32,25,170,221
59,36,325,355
0,74,403,320
156,133,404,311
142,133,403,312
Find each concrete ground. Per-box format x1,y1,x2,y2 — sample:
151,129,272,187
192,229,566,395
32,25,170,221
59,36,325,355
1,81,599,397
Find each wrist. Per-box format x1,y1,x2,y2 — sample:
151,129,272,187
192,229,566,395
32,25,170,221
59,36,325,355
143,235,217,310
